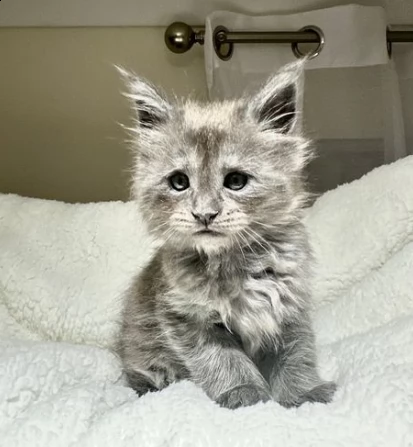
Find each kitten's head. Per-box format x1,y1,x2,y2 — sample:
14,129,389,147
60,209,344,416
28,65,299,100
120,61,312,254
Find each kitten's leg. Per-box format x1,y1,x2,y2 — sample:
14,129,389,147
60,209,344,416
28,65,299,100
166,320,271,409
259,317,336,408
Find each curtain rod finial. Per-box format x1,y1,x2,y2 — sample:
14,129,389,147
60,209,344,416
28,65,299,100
164,22,204,54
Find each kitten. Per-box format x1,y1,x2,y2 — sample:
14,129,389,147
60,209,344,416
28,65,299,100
117,61,336,409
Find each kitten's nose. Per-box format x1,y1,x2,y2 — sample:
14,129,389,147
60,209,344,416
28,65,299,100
192,211,219,226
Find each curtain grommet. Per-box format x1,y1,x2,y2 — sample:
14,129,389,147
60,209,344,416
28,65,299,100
292,25,325,59
213,26,234,61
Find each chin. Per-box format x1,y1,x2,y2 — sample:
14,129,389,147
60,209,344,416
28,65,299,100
191,233,232,255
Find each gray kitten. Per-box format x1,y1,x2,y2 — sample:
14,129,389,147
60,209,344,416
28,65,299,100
117,61,336,409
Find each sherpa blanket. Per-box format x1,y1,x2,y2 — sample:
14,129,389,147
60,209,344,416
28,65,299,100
1,156,413,447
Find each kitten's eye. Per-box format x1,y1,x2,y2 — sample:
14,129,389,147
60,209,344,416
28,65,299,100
224,172,248,191
169,172,190,191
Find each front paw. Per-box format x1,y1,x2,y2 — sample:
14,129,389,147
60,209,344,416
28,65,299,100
279,381,337,408
301,381,336,405
216,384,271,409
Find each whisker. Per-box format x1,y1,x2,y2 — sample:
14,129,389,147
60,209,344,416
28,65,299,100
151,221,169,232
251,220,274,229
243,228,264,250
237,230,251,252
175,219,194,224
162,228,176,245
241,230,259,257
240,229,268,271
247,227,272,250
239,231,267,271
243,228,272,258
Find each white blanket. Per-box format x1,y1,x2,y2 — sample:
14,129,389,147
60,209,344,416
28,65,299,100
1,156,413,447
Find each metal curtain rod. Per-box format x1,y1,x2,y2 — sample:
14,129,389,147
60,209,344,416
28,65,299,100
164,22,413,61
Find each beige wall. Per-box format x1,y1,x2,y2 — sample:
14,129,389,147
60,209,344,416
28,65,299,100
0,27,389,202
0,27,207,203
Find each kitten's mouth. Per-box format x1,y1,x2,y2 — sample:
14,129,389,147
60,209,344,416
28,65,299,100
194,229,223,237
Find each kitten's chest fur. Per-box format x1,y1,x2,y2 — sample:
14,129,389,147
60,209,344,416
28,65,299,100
161,239,308,355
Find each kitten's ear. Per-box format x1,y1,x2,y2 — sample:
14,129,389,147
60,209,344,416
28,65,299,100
116,66,171,129
249,59,305,134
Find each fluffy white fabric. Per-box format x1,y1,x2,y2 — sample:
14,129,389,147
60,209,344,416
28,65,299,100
1,156,413,447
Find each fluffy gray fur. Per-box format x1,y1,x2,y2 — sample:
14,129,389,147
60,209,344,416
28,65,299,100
117,61,336,409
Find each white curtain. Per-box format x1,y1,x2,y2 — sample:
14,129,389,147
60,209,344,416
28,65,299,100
204,5,413,193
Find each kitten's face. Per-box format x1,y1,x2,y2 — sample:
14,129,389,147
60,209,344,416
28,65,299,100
121,62,311,253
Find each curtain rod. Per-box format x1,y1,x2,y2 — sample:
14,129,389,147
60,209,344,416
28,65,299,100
164,22,413,61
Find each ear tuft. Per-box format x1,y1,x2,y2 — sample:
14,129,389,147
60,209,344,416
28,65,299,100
250,59,306,134
116,65,171,129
